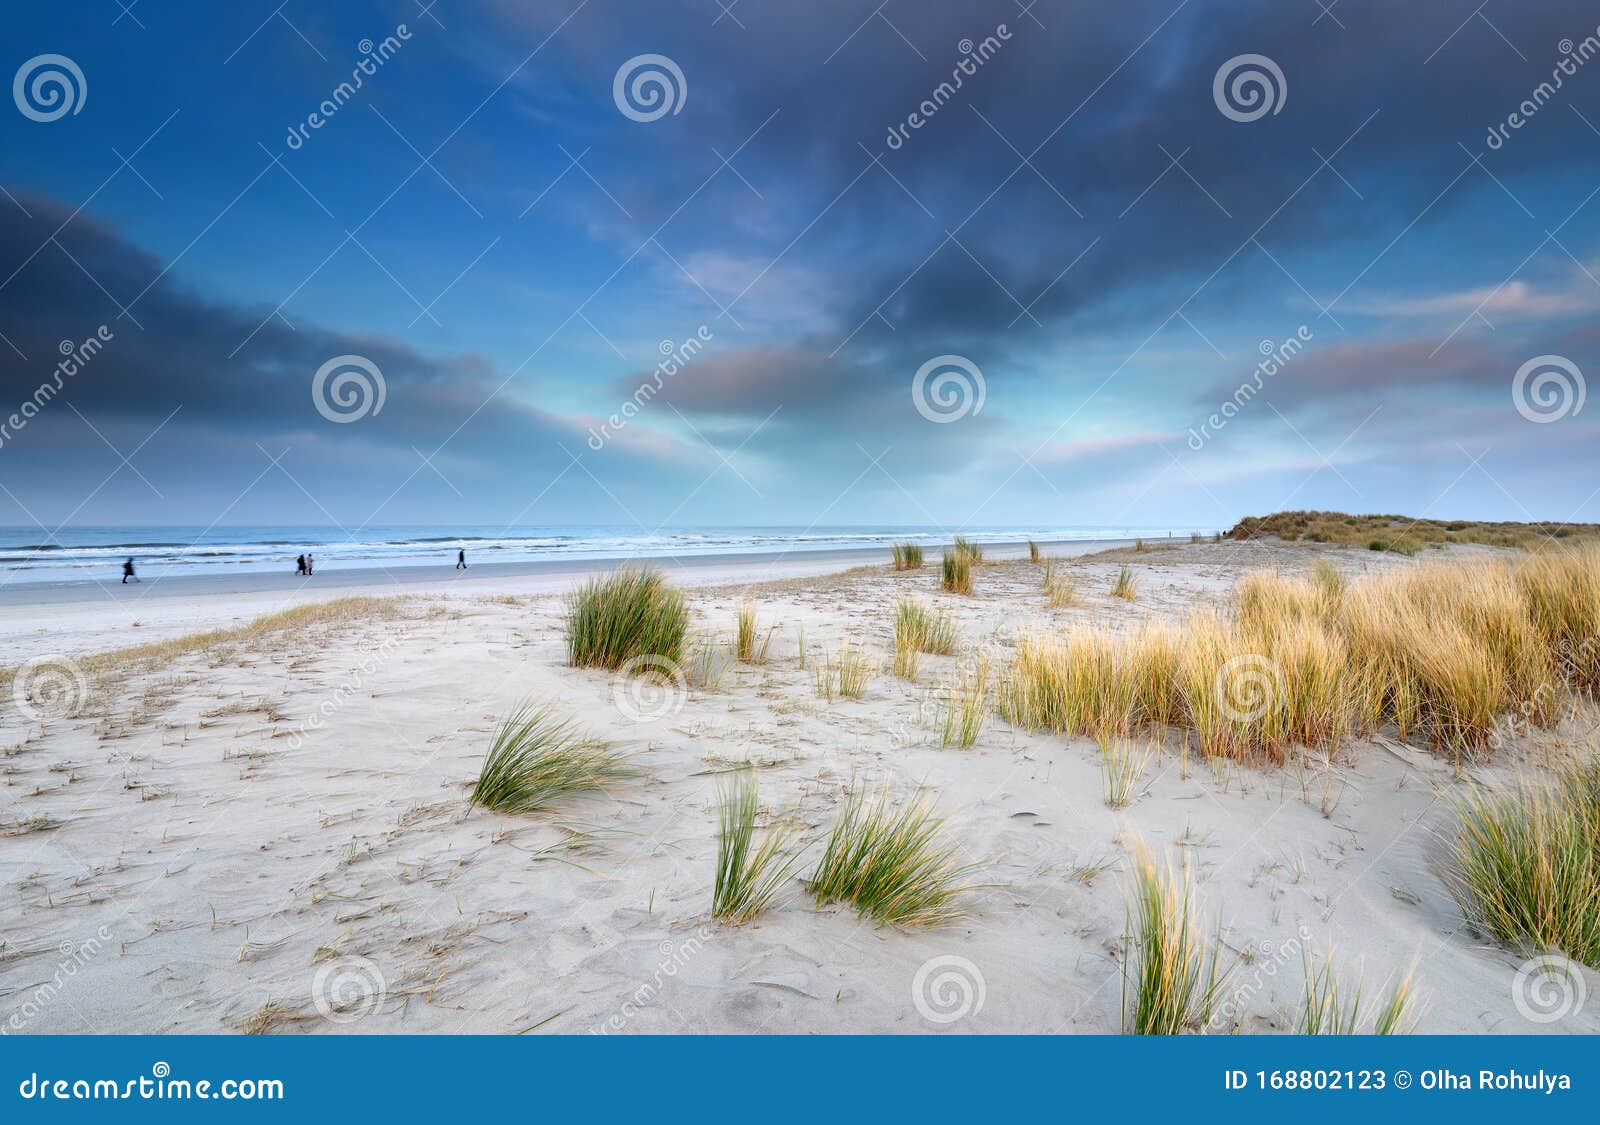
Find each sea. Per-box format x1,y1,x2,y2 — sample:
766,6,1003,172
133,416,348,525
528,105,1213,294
0,524,1210,587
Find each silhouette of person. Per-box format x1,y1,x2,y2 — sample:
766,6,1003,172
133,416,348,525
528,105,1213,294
306,553,314,576
121,558,137,583
456,548,467,570
296,553,306,575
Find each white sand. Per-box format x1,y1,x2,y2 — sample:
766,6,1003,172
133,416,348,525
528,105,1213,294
3,540,1597,1034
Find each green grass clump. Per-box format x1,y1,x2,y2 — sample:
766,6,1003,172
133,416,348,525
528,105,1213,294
942,549,973,595
733,601,774,663
471,702,627,814
810,784,976,926
1444,760,1600,968
939,661,990,748
891,542,924,570
895,599,957,656
814,641,876,700
1121,843,1231,1034
1101,736,1155,808
1297,947,1422,1034
952,535,983,563
1028,539,1042,563
712,768,806,924
566,568,687,670
1112,565,1138,601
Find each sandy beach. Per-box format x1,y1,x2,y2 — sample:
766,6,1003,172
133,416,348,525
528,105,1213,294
4,538,1596,1035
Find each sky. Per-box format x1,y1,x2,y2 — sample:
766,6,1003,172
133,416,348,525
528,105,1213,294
1,0,1598,533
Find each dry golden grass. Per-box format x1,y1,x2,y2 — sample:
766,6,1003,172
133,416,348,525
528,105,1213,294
995,545,1599,762
814,641,877,701
1121,842,1232,1034
0,596,405,705
939,659,990,748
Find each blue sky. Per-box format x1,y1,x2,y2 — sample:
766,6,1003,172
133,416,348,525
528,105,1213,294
1,0,1598,532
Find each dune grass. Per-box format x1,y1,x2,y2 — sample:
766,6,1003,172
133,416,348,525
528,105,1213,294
941,549,973,595
1101,736,1156,808
1046,574,1078,608
1112,565,1138,601
891,634,920,680
1028,539,1042,563
895,599,957,656
953,535,984,563
996,546,1600,762
733,601,774,664
470,702,627,814
566,568,687,671
891,542,925,570
712,768,807,924
1298,947,1422,1034
1121,843,1232,1034
939,660,990,748
814,641,877,701
1443,759,1600,968
809,784,976,926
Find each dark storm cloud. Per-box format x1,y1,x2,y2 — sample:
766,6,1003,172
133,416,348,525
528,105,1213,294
491,0,1600,363
0,194,687,477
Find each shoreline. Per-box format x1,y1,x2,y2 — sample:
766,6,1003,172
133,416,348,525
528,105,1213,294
0,536,1147,662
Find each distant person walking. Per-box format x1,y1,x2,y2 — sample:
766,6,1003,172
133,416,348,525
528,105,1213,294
456,548,467,570
296,553,307,575
121,558,138,583
306,553,315,576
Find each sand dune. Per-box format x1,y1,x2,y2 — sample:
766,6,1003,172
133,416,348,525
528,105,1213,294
3,540,1597,1034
